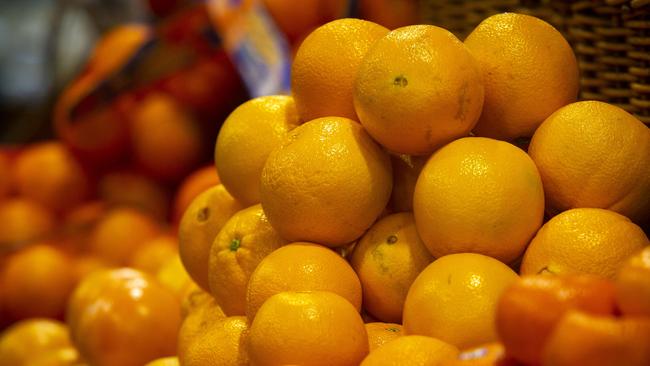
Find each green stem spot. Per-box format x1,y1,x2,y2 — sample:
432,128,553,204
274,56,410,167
230,238,241,252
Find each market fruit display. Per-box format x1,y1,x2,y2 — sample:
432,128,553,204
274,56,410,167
1,5,649,366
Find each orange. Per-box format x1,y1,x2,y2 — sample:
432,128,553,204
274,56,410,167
441,343,509,366
30,346,85,366
179,282,215,319
0,198,55,253
61,200,106,252
0,319,72,366
358,0,419,30
495,274,617,365
247,291,369,366
12,141,89,213
542,311,650,366
246,242,363,320
291,18,389,121
130,92,204,182
354,25,484,155
66,268,181,366
129,235,178,274
71,254,108,285
179,316,248,366
178,184,243,291
360,335,459,366
88,207,161,265
528,101,650,224
172,165,220,223
413,137,544,264
464,13,579,141
98,170,170,221
403,253,518,349
178,291,226,348
0,244,76,321
365,322,403,351
388,154,427,212
144,357,179,366
214,95,301,206
0,152,12,199
260,117,392,246
350,212,433,322
263,0,347,42
616,246,650,316
156,253,194,299
520,208,649,279
208,204,288,315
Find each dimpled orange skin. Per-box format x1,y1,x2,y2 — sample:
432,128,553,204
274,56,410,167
291,18,389,121
360,335,459,366
245,242,362,320
207,204,289,316
179,316,249,366
260,117,392,247
528,101,650,224
365,322,404,351
354,25,484,155
413,137,544,264
172,165,220,224
616,246,650,316
247,291,369,366
66,268,181,366
520,208,649,279
464,13,579,141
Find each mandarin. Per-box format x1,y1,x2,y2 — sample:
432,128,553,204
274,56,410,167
360,335,459,366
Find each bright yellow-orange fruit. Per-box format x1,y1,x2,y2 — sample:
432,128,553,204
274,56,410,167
260,117,392,246
12,141,89,213
30,346,85,366
0,198,55,252
67,268,181,366
403,253,518,349
178,292,226,353
247,291,369,366
464,13,579,141
129,235,178,274
263,0,347,42
528,101,650,224
172,165,220,223
354,24,484,155
291,18,389,121
360,335,459,366
208,204,288,315
441,343,508,366
144,357,179,366
520,208,649,279
413,137,544,264
350,212,433,323
246,242,362,320
156,254,194,299
179,316,248,366
215,95,300,206
0,319,72,366
388,154,428,212
365,322,403,351
178,184,243,291
616,246,650,316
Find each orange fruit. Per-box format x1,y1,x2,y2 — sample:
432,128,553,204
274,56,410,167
178,184,243,291
616,246,650,316
67,268,181,366
263,0,347,42
260,116,392,246
365,322,403,351
247,291,369,366
542,311,650,366
12,141,89,213
208,204,288,315
98,171,170,221
291,18,389,121
144,357,179,366
88,207,161,265
179,282,214,319
0,244,76,320
520,208,649,279
0,198,55,252
413,137,544,264
358,0,419,30
360,335,459,366
156,253,194,299
71,254,109,285
350,212,433,322
61,200,106,251
403,253,519,349
172,165,220,223
528,101,650,223
179,316,248,366
178,291,226,347
464,13,579,141
214,95,301,206
129,235,178,274
0,319,72,366
495,274,617,365
354,25,484,155
0,152,12,199
130,92,204,181
246,242,362,320
442,343,509,366
387,154,427,212
30,346,85,366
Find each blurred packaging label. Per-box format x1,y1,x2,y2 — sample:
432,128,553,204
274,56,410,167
207,0,291,97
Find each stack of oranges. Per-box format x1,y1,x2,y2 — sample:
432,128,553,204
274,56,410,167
1,10,649,366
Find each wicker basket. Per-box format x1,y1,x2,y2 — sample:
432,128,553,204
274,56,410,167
419,0,650,125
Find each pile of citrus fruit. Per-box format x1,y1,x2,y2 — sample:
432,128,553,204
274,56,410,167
2,11,650,366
